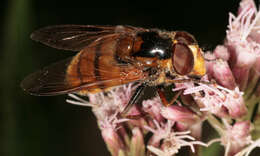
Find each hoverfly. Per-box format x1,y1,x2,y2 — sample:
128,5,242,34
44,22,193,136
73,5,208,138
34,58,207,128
21,25,206,114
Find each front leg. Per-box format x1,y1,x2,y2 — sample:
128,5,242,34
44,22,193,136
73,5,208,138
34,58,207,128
157,86,183,107
121,83,146,116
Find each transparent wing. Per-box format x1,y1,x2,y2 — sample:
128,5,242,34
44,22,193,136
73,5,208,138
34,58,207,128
31,25,145,51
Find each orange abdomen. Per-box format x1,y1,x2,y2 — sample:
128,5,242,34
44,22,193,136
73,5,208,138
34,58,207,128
66,34,146,94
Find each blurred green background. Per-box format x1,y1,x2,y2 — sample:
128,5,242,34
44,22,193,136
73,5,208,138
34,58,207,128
1,0,256,156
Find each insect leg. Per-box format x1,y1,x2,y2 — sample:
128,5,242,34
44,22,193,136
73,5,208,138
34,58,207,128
157,86,183,106
121,83,146,115
157,86,170,106
168,90,183,105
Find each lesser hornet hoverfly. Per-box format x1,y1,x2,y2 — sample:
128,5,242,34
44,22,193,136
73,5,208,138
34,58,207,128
21,25,206,114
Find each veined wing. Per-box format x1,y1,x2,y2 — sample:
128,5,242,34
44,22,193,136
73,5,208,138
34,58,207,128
21,33,148,96
31,25,146,51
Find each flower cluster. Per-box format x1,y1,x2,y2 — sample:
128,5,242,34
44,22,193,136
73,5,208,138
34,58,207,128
67,0,260,155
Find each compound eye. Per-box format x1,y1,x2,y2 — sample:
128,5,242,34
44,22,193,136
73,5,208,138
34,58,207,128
172,43,194,75
175,31,197,45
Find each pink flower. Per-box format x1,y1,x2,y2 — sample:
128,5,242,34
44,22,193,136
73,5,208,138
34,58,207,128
211,59,236,90
66,86,134,156
161,105,199,125
142,96,164,122
214,45,230,61
144,120,207,156
182,82,247,118
101,127,125,156
223,87,247,118
64,1,260,155
221,121,252,156
235,138,260,156
129,127,145,156
225,0,260,91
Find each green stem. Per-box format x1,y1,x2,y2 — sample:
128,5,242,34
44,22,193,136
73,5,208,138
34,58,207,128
207,114,225,136
244,95,260,121
244,70,259,100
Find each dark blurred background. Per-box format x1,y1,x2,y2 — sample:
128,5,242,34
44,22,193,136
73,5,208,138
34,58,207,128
0,0,254,156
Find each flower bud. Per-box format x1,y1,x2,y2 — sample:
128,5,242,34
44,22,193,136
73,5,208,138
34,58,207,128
232,48,257,90
214,45,230,61
221,121,252,156
212,60,236,90
161,105,199,124
205,60,215,79
129,127,145,156
225,44,237,68
203,51,216,80
101,127,125,156
224,88,247,118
